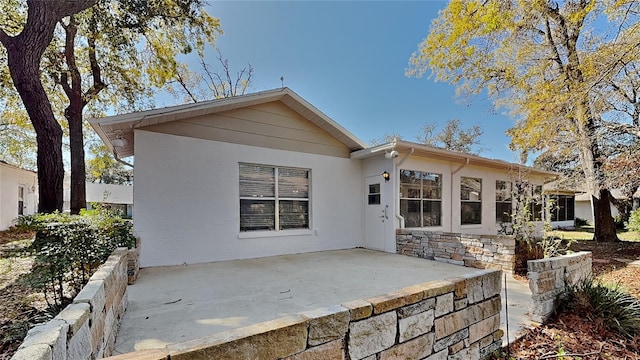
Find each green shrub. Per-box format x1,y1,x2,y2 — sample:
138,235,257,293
574,217,589,228
561,277,640,339
626,208,640,232
614,215,626,230
538,236,574,258
17,210,135,309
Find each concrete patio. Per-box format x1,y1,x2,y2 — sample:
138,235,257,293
111,248,533,355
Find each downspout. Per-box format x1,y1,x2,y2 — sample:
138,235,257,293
394,148,415,228
450,158,470,232
114,152,134,168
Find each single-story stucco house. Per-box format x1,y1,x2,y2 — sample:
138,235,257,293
575,188,640,225
90,88,557,267
0,160,37,230
63,179,134,218
545,181,640,227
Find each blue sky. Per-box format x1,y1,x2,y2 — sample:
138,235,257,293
163,1,521,162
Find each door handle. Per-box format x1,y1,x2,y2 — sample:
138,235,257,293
384,205,389,219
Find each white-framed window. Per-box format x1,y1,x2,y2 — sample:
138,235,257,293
496,180,512,223
399,170,442,227
461,177,482,225
239,163,310,232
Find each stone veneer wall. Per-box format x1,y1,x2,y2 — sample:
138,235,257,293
527,251,592,323
104,269,503,360
397,229,516,272
12,247,137,360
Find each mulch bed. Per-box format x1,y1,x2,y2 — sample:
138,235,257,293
492,240,640,359
502,311,640,359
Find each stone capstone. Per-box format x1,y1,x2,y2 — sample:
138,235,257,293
168,315,308,360
302,306,350,346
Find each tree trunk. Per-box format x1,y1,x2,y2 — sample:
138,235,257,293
67,106,86,214
2,6,65,213
0,1,96,213
62,17,87,215
593,189,619,242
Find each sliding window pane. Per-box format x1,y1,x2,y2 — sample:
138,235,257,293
240,200,275,231
496,202,512,223
461,177,482,201
279,200,309,229
423,201,442,226
461,202,482,225
239,164,275,197
400,170,420,184
496,181,512,201
400,199,421,228
278,167,309,198
566,196,575,220
558,196,567,221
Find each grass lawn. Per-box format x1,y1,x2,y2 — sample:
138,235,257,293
548,226,640,241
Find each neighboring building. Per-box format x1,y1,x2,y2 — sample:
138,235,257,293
543,182,578,229
544,182,640,228
63,179,133,217
90,88,557,267
85,183,133,218
0,161,37,230
574,188,640,225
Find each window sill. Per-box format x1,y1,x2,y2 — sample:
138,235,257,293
461,224,483,229
238,229,314,239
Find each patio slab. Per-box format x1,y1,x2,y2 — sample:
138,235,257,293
112,248,478,354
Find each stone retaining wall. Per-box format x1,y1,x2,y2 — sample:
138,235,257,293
527,251,592,323
12,247,132,360
104,269,503,360
397,229,516,272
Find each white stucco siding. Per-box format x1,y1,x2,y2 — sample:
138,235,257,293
0,164,37,230
134,130,363,267
575,199,619,225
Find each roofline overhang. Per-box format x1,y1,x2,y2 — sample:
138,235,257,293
351,140,559,179
350,142,397,159
0,161,37,175
89,87,366,158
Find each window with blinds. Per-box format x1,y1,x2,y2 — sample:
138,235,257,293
239,163,310,232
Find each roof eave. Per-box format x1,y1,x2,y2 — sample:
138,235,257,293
350,140,558,178
89,88,366,157
350,142,396,159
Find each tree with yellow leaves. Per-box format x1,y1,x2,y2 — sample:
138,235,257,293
408,0,640,242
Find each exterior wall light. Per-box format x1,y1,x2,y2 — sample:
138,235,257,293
112,138,128,148
382,171,390,182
